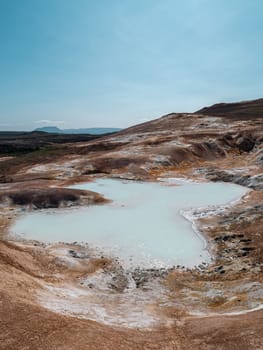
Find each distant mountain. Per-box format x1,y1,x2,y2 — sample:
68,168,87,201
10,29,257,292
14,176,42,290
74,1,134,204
35,126,62,133
35,126,122,135
195,98,263,119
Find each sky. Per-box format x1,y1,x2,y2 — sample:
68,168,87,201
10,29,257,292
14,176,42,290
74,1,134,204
0,0,262,131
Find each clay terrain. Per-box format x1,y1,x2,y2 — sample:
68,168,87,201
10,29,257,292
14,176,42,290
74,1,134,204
0,98,262,349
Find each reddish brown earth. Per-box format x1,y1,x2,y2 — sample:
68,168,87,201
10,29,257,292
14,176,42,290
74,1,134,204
0,98,262,349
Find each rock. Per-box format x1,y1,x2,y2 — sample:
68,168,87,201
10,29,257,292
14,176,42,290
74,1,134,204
236,136,255,152
205,169,263,190
255,149,263,165
214,265,224,272
241,247,255,252
248,175,263,190
68,250,89,259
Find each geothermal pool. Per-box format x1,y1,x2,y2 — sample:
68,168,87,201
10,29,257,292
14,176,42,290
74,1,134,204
11,179,247,268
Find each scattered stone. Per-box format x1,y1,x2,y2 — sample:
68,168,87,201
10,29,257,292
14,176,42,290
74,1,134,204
206,169,263,190
241,247,255,252
68,249,89,259
214,265,224,272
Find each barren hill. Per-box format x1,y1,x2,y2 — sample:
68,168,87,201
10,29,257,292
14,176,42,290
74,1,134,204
0,98,262,350
195,98,263,119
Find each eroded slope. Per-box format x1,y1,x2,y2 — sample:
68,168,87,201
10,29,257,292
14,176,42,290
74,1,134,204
0,98,262,349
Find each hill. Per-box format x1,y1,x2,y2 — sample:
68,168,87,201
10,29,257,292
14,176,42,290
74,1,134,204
195,98,263,119
35,126,122,135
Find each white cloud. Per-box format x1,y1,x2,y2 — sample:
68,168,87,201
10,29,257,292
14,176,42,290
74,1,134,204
34,119,65,125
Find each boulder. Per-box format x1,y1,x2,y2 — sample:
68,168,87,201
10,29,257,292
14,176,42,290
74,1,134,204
236,136,255,152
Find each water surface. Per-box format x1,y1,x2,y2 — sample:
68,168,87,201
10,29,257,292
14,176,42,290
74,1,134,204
11,179,247,268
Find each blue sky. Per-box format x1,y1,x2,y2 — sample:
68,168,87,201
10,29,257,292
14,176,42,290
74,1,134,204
0,0,262,130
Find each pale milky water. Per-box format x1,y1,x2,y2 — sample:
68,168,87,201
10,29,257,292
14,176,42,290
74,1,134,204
10,179,247,268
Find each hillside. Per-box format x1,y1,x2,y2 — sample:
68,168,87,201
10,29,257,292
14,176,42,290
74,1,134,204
0,131,102,155
0,97,262,350
195,98,263,119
